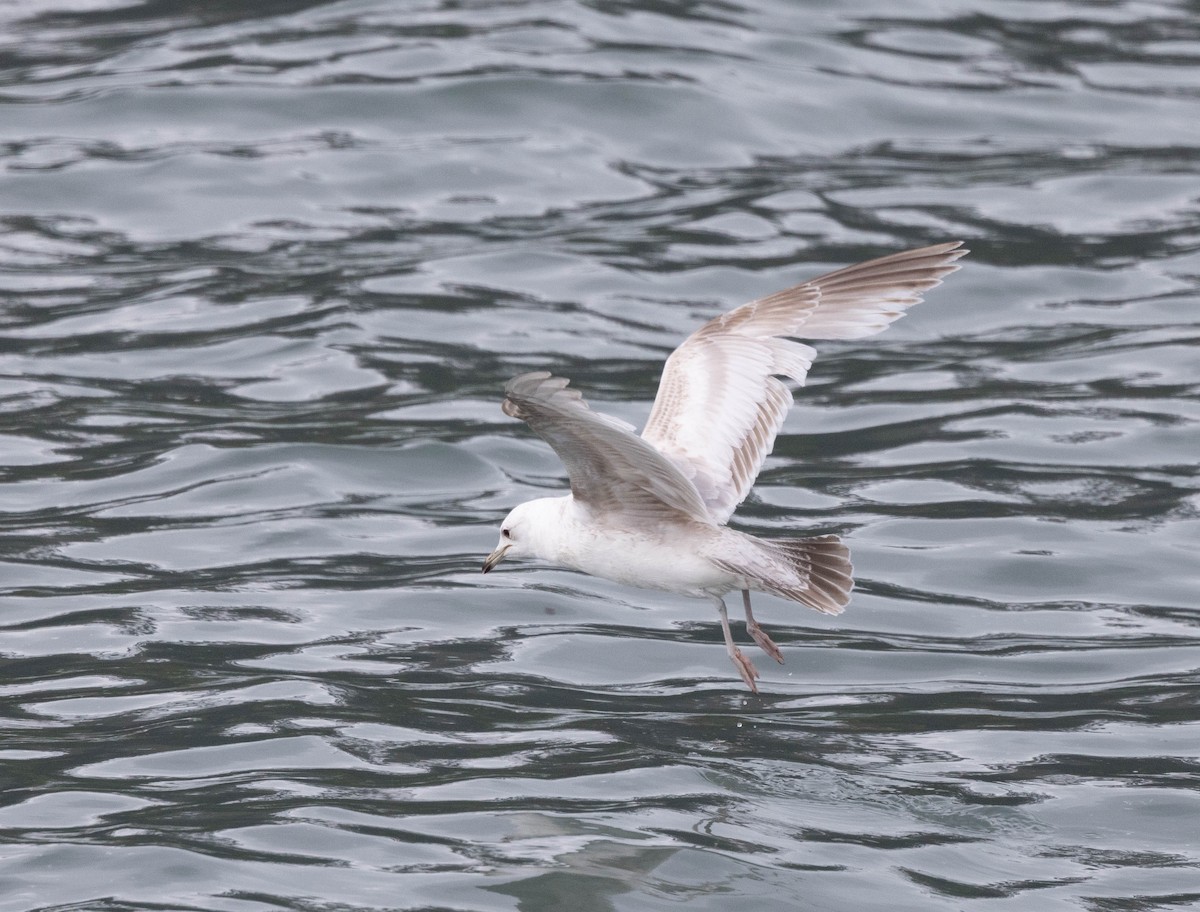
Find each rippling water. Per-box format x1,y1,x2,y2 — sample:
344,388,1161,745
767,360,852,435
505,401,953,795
2,1,1199,909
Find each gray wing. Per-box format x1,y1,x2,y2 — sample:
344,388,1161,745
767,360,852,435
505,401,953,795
641,241,968,523
501,371,712,524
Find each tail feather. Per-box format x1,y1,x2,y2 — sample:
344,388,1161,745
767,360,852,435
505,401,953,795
762,534,853,615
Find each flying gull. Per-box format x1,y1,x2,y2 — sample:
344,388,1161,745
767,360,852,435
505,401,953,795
483,241,968,691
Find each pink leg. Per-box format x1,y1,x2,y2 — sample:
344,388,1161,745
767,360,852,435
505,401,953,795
714,596,759,692
743,590,784,664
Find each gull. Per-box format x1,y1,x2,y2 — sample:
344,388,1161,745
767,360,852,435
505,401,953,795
483,242,967,691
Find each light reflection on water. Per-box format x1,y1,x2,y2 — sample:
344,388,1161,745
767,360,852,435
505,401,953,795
1,0,1198,909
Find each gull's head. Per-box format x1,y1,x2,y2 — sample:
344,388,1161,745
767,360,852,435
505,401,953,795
482,498,564,573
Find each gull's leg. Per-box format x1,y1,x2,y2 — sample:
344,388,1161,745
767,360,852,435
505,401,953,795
742,589,784,665
713,596,759,693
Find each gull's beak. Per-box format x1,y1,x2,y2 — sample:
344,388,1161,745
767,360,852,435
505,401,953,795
482,542,511,574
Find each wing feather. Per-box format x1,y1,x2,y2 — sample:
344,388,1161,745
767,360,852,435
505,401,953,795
642,241,968,522
501,371,711,524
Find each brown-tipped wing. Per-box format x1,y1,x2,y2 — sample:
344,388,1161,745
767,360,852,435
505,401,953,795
501,371,712,523
641,242,968,522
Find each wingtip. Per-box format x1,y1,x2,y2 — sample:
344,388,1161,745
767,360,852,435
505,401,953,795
878,240,971,288
929,241,970,286
944,239,970,263
927,241,970,275
504,370,554,394
502,371,552,418
501,370,589,419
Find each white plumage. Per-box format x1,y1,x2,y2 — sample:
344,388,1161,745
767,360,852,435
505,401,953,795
483,241,968,691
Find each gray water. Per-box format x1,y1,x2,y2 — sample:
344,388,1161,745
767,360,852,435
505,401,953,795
1,1,1198,909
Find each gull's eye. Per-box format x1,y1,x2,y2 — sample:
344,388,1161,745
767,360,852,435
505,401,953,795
502,528,512,539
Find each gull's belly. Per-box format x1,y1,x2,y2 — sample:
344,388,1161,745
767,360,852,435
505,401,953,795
561,525,736,597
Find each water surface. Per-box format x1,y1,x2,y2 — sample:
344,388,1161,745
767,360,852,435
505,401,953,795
1,1,1198,910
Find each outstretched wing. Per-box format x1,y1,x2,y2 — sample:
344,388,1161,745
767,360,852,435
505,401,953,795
501,371,712,524
641,241,968,522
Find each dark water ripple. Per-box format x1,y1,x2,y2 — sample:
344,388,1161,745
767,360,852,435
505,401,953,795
2,0,1200,910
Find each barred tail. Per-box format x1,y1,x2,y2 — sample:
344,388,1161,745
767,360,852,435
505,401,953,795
763,534,854,615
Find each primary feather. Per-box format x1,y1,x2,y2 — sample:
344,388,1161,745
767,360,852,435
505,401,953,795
641,241,968,522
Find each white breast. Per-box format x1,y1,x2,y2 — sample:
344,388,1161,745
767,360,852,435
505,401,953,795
551,508,738,598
